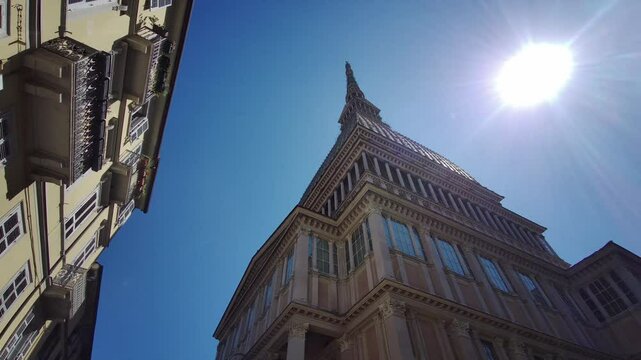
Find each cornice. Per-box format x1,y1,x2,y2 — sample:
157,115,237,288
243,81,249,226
244,280,617,360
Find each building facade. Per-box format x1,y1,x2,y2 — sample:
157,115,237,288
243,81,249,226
0,1,192,359
214,64,641,360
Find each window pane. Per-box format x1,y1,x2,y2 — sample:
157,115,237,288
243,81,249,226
352,225,366,268
580,288,605,322
437,239,465,275
383,217,393,248
610,270,638,304
480,340,497,360
316,239,330,274
412,227,426,260
480,257,509,292
518,272,548,305
392,219,415,257
589,277,627,316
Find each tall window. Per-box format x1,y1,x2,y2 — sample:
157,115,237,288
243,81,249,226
345,241,351,273
0,311,38,360
579,288,605,322
0,1,7,38
283,250,294,284
556,286,584,320
412,227,426,259
0,263,30,320
480,340,498,360
0,111,11,162
263,279,273,313
610,270,638,304
332,243,338,275
588,277,627,316
64,188,100,239
245,305,254,334
351,224,366,268
73,232,98,268
436,238,466,276
517,272,548,306
0,205,24,258
316,239,330,274
479,256,510,292
390,218,416,257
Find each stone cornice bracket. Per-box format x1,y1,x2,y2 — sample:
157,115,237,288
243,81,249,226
337,335,352,352
378,298,406,319
289,322,309,339
366,202,382,216
461,244,475,255
508,338,528,356
447,319,470,338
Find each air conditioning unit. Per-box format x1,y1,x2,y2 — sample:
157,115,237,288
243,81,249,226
42,265,88,320
113,5,128,11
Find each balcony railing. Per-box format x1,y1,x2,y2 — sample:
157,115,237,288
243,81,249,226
113,27,169,103
109,152,151,204
42,264,88,320
24,37,111,185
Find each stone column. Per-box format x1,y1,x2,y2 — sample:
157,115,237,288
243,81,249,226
379,298,414,359
366,206,395,281
292,229,309,303
446,319,477,360
507,338,529,360
338,335,354,360
286,323,308,360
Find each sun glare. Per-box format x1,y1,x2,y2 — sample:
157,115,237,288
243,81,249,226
496,43,574,107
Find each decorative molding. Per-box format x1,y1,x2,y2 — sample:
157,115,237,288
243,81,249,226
289,322,309,339
447,319,470,337
337,335,352,352
378,298,406,319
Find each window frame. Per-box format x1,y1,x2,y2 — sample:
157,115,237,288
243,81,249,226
72,231,98,268
0,204,25,259
0,262,31,321
148,0,172,10
64,187,101,240
316,238,330,274
480,340,498,360
351,223,367,269
435,237,467,276
517,271,550,306
478,256,511,293
588,277,627,317
283,250,294,285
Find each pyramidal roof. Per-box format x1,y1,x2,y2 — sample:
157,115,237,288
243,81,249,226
300,63,477,206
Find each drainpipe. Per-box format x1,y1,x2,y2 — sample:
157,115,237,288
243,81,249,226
36,181,51,284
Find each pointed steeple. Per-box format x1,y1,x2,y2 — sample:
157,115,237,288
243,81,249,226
345,61,365,102
339,62,382,128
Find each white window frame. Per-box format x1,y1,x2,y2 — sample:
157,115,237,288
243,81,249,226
73,231,98,268
66,0,116,12
129,115,149,142
64,187,100,240
0,310,38,360
0,204,25,259
0,263,31,321
0,0,8,38
116,200,136,227
120,143,143,167
149,0,172,10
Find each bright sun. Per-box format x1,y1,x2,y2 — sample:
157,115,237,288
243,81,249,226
496,43,574,107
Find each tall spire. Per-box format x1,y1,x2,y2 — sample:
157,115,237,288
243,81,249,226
339,62,382,127
345,61,365,102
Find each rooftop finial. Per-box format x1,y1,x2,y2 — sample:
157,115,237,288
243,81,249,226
345,61,364,102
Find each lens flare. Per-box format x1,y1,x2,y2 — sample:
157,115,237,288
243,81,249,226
496,43,574,107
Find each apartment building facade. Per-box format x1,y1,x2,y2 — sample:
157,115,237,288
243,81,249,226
0,1,192,358
214,63,641,360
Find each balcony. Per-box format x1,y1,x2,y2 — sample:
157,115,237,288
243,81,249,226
22,37,111,185
109,151,151,204
41,264,88,320
112,27,170,103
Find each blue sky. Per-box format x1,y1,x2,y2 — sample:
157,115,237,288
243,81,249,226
92,1,641,358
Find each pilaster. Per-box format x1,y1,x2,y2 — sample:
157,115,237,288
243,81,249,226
286,322,309,360
366,206,395,281
378,298,414,359
446,319,477,360
292,229,310,303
